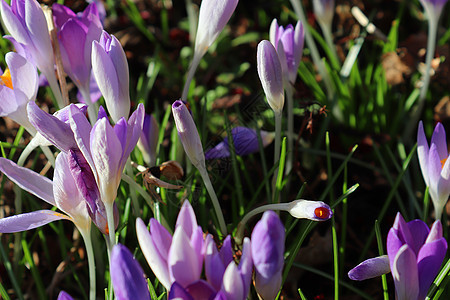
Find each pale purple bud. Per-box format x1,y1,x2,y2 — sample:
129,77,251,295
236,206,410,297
287,199,333,221
419,0,449,20
137,113,159,166
172,100,205,169
194,0,239,57
257,40,284,113
313,0,335,27
92,31,130,122
57,291,74,300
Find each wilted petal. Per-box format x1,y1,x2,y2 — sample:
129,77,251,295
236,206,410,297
348,255,390,280
0,157,55,206
392,245,419,300
111,244,151,300
136,218,171,289
287,199,332,221
257,40,284,113
0,210,70,233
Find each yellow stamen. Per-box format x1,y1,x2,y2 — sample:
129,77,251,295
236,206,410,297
441,158,447,169
0,69,13,89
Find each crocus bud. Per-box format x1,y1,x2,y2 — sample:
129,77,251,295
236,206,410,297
172,100,206,169
419,0,448,20
251,211,285,300
312,0,335,28
92,31,130,122
287,199,333,221
57,291,74,300
111,244,151,300
269,19,305,84
257,40,284,114
205,127,274,159
137,113,159,166
194,0,239,58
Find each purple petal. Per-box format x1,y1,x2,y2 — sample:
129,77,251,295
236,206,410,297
25,0,53,65
168,282,193,300
431,123,448,161
69,104,94,167
27,102,77,152
111,244,151,300
175,200,198,238
137,113,159,165
251,211,285,279
6,51,38,101
108,35,130,119
57,291,74,300
406,219,430,255
77,72,103,104
417,123,430,186
0,157,55,206
205,234,225,290
0,0,30,46
254,269,282,300
52,3,76,29
426,220,444,243
221,263,244,300
239,237,253,299
136,218,171,289
168,227,202,287
149,218,172,262
417,237,447,299
0,84,19,117
185,280,216,300
257,40,284,113
391,245,419,300
348,255,390,280
0,210,70,233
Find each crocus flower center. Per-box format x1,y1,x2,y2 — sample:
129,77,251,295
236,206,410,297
315,207,331,219
0,69,13,89
441,158,448,169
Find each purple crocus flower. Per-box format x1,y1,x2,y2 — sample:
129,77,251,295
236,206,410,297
136,200,204,290
0,0,64,107
269,19,305,84
168,281,225,300
0,152,91,237
257,40,284,114
92,31,130,122
417,121,450,220
205,127,274,159
348,213,447,300
57,291,74,300
419,0,448,21
0,52,38,135
312,0,335,30
205,235,253,300
111,244,151,300
172,100,205,169
137,113,159,166
251,211,285,300
52,2,102,104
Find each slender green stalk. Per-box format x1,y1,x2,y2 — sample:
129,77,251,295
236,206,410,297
374,220,389,300
22,239,46,300
198,168,227,236
104,201,116,248
0,241,24,299
181,52,202,101
80,87,99,125
285,85,294,175
125,159,140,216
272,110,282,202
79,227,96,300
44,67,66,109
317,21,340,68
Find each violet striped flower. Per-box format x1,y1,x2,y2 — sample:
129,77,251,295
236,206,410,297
111,244,151,300
269,19,305,84
251,211,285,300
0,52,39,135
205,127,273,159
417,121,450,220
92,31,130,122
349,213,447,300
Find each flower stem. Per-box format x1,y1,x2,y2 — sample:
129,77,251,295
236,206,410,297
198,168,227,236
181,52,202,101
80,87,99,126
79,227,96,300
104,201,116,248
285,85,294,175
272,110,282,202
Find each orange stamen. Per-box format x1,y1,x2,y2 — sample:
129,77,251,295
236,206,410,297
314,207,330,220
441,158,448,169
0,69,13,89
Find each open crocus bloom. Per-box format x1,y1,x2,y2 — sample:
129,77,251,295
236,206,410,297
269,19,304,84
205,127,274,160
348,213,447,300
0,52,38,135
417,121,450,220
136,200,204,290
0,152,91,236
